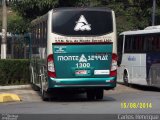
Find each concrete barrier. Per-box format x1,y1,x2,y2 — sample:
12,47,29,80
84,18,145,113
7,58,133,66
0,93,21,103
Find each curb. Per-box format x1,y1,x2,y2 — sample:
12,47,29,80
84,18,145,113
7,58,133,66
0,85,31,90
0,93,21,103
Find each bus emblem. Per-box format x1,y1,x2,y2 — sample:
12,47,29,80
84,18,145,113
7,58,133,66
79,54,87,62
74,15,91,31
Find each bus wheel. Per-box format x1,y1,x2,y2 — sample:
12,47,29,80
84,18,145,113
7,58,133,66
95,89,104,100
123,72,129,86
86,89,95,100
40,77,49,101
42,90,50,101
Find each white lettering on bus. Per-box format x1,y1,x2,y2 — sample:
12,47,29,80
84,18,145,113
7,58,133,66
57,55,108,61
58,56,79,61
55,39,112,43
88,55,108,61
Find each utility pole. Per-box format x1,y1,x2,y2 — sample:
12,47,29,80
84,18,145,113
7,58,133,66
152,0,156,26
1,0,7,59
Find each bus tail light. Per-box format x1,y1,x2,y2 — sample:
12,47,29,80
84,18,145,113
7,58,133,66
48,54,56,78
110,53,118,77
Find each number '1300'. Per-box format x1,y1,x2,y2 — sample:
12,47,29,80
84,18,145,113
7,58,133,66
76,63,90,68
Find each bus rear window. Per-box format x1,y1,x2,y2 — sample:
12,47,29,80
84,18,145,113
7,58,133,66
52,10,113,36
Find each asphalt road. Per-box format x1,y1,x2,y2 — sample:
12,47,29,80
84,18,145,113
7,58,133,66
0,84,160,114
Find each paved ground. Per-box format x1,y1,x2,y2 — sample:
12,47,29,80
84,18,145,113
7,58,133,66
0,88,42,102
0,84,160,114
0,84,141,102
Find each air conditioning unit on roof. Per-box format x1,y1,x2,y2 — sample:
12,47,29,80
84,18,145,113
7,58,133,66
144,25,160,30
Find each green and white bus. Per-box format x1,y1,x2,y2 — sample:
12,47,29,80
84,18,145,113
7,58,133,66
30,7,117,100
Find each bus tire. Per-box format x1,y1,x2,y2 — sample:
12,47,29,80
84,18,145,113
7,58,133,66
86,89,96,100
123,71,129,86
42,90,49,101
95,89,104,100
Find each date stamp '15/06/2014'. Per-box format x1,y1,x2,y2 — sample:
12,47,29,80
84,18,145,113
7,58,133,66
121,102,152,109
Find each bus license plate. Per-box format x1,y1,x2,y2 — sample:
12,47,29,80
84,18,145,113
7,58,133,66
75,70,87,75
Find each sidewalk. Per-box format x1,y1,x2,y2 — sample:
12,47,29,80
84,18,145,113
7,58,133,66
0,85,42,103
0,84,31,90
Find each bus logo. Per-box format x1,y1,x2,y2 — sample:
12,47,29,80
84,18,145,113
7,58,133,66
74,15,91,31
79,54,87,62
128,56,136,61
54,46,66,53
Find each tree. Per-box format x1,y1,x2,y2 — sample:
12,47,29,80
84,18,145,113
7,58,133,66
9,0,160,33
12,0,101,19
101,0,160,33
10,0,101,33
8,11,29,33
12,0,59,19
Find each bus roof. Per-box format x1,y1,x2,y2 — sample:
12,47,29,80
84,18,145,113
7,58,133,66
52,7,112,12
144,25,160,30
120,25,160,36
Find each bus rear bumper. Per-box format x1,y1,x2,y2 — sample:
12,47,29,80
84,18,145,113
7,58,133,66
48,77,116,89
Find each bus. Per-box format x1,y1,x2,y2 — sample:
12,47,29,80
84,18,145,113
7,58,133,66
30,7,117,100
117,25,160,88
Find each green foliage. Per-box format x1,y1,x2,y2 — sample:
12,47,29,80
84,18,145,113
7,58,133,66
103,0,160,33
0,59,30,85
8,12,30,33
7,0,160,34
12,0,59,19
12,0,102,19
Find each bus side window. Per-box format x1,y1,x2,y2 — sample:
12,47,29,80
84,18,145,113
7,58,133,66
124,36,131,53
153,35,157,51
158,36,160,51
125,35,133,53
143,35,147,52
132,36,136,52
31,27,34,55
138,36,143,52
44,21,47,46
40,23,43,48
35,25,38,53
144,35,149,52
139,36,143,52
42,22,45,47
36,24,40,54
141,36,145,52
147,36,153,51
135,36,139,51
129,36,132,52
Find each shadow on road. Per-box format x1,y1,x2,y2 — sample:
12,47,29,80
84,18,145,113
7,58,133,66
46,93,116,102
31,84,116,102
32,90,116,102
128,84,160,92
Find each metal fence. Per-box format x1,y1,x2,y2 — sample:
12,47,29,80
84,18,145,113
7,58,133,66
0,32,31,59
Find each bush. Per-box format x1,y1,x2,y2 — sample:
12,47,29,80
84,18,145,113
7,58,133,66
0,59,30,86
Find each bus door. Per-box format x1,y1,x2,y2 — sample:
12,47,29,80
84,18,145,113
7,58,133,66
147,53,160,86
